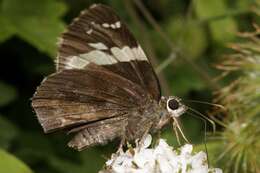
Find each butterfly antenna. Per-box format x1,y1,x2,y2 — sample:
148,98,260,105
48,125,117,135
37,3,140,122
183,99,225,110
186,106,216,134
186,111,210,167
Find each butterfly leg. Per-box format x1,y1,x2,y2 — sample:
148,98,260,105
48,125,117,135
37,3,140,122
173,120,181,145
114,119,128,154
116,136,125,154
154,129,162,145
107,122,128,169
136,122,153,151
172,117,190,145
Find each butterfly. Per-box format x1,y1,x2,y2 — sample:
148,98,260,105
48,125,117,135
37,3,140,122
31,4,187,151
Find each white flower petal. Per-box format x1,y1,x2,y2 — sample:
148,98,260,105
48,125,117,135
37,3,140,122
143,134,152,148
181,144,193,155
133,149,153,168
190,151,207,169
156,154,173,173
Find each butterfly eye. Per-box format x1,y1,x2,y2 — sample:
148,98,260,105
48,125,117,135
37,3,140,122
168,99,179,110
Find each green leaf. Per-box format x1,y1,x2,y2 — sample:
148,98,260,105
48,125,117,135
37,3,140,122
209,17,238,43
1,0,67,56
0,15,16,42
0,149,33,173
194,0,238,43
0,81,17,107
0,115,18,149
13,18,65,56
194,0,228,19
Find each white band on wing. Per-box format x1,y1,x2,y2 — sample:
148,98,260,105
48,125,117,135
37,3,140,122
64,45,148,69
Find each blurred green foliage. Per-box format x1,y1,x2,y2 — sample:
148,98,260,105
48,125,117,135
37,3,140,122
0,82,17,107
209,25,260,172
0,0,67,56
194,0,238,42
0,0,258,172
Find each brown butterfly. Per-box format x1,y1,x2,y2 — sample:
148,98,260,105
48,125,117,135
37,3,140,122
32,4,187,151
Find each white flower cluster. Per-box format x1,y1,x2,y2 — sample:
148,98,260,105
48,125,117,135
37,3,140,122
100,135,222,173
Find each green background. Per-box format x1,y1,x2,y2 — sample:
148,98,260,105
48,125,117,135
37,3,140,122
0,0,258,172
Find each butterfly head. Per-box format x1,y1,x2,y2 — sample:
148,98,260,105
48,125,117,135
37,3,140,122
156,96,186,129
160,96,187,118
166,96,187,118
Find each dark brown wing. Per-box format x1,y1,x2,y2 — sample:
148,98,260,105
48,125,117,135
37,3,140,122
57,4,161,101
32,63,148,133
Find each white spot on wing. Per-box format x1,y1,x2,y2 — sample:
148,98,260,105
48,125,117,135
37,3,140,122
57,37,64,46
115,21,121,28
111,24,116,29
88,43,108,50
80,51,116,64
122,46,135,60
102,23,110,28
86,29,93,35
101,21,121,29
111,47,128,61
111,45,147,61
65,56,89,69
134,46,147,60
90,4,97,9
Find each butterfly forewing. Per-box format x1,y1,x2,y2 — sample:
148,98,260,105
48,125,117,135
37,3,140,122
57,4,139,69
57,4,161,101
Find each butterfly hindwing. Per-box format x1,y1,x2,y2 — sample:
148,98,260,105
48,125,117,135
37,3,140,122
57,4,161,101
68,116,128,150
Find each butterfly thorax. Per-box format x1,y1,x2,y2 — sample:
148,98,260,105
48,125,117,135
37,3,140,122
125,98,169,141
